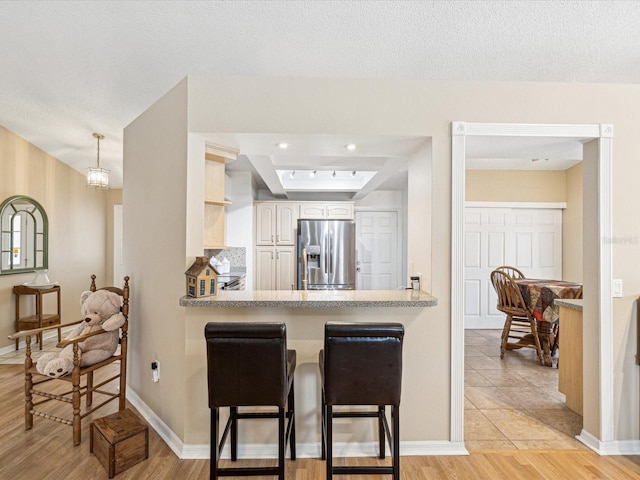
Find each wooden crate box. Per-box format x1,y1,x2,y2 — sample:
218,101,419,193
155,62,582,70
90,409,149,478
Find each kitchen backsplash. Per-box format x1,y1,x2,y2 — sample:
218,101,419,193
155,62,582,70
205,247,246,272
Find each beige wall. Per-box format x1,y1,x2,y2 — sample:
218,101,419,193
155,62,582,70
466,169,567,202
105,189,123,285
0,126,111,349
124,79,190,440
563,163,583,282
125,76,640,451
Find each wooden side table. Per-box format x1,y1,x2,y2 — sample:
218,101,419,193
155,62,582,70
13,284,61,350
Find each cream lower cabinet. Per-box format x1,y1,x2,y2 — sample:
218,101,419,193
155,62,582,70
254,246,296,290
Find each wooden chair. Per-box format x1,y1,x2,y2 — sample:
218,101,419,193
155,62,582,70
490,270,543,365
8,275,130,446
495,265,525,280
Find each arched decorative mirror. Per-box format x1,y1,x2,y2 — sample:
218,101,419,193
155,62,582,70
0,195,48,274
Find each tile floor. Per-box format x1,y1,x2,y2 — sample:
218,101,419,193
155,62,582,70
2,329,585,451
465,329,585,450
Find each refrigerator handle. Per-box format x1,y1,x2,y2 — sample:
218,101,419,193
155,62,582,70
324,236,329,274
329,230,333,274
301,247,308,290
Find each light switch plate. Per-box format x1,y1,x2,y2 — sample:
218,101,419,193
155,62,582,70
612,279,623,298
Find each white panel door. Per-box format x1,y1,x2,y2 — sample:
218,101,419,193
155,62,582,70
464,206,563,329
355,211,400,290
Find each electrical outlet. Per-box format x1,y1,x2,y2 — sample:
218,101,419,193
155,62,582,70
151,360,160,382
612,279,623,298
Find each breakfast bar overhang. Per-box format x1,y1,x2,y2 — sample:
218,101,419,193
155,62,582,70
180,289,444,458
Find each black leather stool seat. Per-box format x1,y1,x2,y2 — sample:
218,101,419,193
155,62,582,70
319,322,404,480
205,322,296,480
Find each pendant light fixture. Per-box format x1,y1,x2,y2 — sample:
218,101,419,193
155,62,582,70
87,132,110,189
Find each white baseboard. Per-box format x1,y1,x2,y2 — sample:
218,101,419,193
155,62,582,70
126,388,468,460
126,387,185,459
577,429,640,455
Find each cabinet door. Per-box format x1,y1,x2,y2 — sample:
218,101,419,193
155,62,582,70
299,203,326,219
326,203,354,219
276,203,298,245
254,247,275,289
255,203,276,245
276,246,296,291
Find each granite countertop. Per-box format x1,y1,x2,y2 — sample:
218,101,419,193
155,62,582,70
554,298,583,311
180,289,438,308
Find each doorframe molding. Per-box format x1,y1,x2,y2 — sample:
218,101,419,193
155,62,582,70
451,122,614,451
465,201,567,209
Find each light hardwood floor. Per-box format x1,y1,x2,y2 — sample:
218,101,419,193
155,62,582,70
2,341,640,478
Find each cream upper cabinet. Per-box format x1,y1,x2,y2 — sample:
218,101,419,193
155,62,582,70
255,203,276,245
326,203,354,219
276,204,298,245
255,202,299,246
298,203,326,219
299,202,354,220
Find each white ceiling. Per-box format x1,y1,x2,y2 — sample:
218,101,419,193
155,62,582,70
2,1,639,190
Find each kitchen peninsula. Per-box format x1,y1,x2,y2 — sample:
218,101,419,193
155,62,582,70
181,288,438,456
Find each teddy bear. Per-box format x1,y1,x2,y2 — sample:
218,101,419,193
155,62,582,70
36,289,125,378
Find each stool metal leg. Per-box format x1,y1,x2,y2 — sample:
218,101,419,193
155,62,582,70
230,406,238,461
210,407,219,480
288,377,296,460
326,405,333,480
320,388,326,460
393,405,400,480
378,406,385,459
278,406,285,480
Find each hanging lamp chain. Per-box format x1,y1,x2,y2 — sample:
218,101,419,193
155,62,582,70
93,132,105,168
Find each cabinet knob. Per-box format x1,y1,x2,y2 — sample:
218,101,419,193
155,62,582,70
271,234,274,243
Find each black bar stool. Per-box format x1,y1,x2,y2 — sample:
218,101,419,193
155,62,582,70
319,322,404,480
205,322,296,480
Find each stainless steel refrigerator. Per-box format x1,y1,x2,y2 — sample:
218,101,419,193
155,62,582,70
297,219,356,290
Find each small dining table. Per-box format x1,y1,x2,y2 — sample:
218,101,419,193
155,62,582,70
514,278,583,366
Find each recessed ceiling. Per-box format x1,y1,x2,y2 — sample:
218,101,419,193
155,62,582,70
205,133,427,199
1,1,639,187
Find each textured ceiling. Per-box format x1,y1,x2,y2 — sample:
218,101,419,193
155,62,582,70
1,1,639,188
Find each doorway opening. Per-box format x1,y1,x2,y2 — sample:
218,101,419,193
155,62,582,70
451,122,614,453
